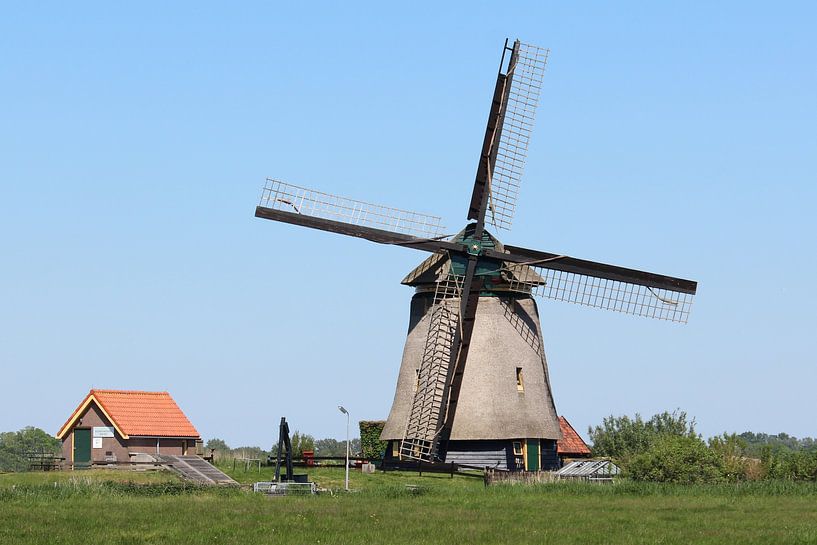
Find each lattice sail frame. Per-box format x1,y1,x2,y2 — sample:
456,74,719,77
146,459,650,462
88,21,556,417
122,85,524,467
259,179,446,239
504,263,694,323
489,42,549,231
400,264,465,462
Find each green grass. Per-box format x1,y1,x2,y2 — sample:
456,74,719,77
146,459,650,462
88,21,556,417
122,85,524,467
1,468,816,544
0,469,178,487
218,461,484,491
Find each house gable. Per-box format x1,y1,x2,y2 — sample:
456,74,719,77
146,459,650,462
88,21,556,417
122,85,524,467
57,393,128,439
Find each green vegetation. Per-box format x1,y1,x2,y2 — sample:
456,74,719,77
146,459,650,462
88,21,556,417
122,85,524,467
628,435,725,484
588,410,697,466
1,468,817,544
590,411,817,483
288,431,315,457
359,420,387,460
205,434,362,462
762,448,817,481
739,431,817,454
0,427,60,472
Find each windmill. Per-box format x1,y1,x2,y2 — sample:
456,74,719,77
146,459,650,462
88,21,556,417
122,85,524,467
255,39,697,471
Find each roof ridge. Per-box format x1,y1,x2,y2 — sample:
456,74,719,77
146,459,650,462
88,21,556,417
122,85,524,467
91,389,170,395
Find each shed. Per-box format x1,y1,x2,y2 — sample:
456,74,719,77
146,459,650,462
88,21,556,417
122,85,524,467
554,459,621,482
57,389,201,468
556,416,591,463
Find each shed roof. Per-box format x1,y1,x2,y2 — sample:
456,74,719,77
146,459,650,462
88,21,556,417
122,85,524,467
57,389,200,440
556,416,591,456
554,459,620,478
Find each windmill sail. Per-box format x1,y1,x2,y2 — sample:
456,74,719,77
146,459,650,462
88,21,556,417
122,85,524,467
469,41,548,231
255,179,464,254
489,42,548,230
259,179,445,238
499,246,697,323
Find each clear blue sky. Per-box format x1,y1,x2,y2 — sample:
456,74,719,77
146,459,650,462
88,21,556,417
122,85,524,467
2,1,815,447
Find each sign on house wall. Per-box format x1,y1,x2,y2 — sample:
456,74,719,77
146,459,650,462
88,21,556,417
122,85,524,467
93,437,103,449
93,426,114,438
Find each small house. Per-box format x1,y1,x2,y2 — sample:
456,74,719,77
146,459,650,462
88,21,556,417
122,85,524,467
57,389,201,468
556,416,591,465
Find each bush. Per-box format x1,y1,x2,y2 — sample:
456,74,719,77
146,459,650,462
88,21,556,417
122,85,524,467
628,435,725,484
588,410,697,465
359,421,387,460
0,427,61,472
708,433,753,481
762,448,817,481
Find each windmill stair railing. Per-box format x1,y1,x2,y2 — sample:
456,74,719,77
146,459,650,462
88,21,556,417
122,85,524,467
401,272,464,462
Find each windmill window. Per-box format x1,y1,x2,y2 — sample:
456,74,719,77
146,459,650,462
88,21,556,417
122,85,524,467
512,441,523,456
516,367,524,392
512,441,525,469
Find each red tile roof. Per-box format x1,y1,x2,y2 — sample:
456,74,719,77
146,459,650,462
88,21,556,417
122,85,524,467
57,389,200,439
557,416,591,456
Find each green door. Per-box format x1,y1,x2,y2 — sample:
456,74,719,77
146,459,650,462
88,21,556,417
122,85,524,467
526,439,540,471
73,429,91,468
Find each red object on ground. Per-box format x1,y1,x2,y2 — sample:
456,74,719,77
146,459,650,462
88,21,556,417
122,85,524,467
302,450,315,466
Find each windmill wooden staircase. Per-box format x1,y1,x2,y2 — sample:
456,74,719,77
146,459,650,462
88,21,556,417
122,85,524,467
400,275,463,462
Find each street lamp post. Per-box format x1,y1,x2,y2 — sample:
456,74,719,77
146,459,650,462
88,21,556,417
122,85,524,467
338,405,350,491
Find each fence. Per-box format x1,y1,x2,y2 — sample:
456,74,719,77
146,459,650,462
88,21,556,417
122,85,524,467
483,468,557,486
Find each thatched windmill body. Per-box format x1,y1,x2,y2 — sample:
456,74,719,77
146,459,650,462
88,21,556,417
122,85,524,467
255,40,697,471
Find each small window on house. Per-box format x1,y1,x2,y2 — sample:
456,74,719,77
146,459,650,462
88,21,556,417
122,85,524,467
512,441,523,456
392,441,400,457
516,367,524,392
414,369,420,392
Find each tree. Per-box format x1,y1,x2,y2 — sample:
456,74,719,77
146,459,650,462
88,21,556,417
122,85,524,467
0,427,61,472
205,438,231,459
738,431,817,456
708,433,751,481
231,446,268,460
289,431,315,457
588,410,697,465
761,448,817,481
314,438,345,457
628,435,724,484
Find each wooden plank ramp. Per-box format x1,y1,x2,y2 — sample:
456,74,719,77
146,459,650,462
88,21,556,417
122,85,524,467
160,455,238,486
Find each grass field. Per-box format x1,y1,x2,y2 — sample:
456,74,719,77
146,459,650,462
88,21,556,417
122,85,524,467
2,467,817,544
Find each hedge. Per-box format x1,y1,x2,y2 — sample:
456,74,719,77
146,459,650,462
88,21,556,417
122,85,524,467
359,420,387,460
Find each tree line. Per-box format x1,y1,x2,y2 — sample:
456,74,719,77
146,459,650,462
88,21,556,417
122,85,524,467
0,427,61,472
589,410,817,483
204,432,362,461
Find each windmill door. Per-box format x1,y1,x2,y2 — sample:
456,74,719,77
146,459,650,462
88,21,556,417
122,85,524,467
73,428,92,468
525,439,540,471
